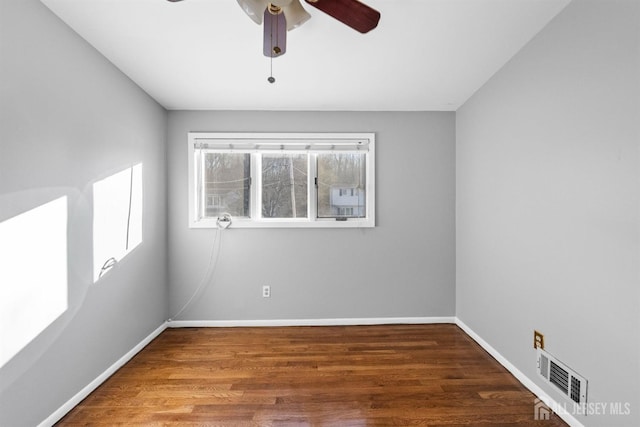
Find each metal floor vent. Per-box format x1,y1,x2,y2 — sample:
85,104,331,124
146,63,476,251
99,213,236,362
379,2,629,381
537,348,588,404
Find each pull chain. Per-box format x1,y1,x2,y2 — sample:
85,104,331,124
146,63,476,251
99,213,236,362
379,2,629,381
268,10,276,83
268,55,275,83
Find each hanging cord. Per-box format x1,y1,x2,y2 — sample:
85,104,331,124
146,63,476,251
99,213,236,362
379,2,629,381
98,164,136,279
125,165,134,250
168,213,232,322
268,55,275,84
267,8,277,83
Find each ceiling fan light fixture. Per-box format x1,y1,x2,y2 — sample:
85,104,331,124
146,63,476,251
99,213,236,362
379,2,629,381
236,0,268,25
282,0,311,30
238,0,309,31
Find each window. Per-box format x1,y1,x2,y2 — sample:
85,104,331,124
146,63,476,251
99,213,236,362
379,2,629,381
206,194,221,210
262,153,308,219
318,153,366,219
188,133,375,228
201,152,250,218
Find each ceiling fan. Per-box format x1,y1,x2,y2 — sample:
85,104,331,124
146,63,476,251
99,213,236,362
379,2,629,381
166,0,381,60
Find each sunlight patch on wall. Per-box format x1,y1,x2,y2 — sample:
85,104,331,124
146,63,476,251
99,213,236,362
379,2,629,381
93,163,143,282
0,197,68,368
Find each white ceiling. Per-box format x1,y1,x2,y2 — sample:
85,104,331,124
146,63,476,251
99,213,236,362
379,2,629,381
40,0,570,111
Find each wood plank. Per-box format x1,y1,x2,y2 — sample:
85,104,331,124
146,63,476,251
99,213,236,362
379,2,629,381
55,324,568,426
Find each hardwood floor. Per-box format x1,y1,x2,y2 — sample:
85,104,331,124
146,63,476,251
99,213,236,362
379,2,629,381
56,324,567,426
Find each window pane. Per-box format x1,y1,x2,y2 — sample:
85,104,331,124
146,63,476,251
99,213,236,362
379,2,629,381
317,153,366,218
262,154,308,218
203,153,250,218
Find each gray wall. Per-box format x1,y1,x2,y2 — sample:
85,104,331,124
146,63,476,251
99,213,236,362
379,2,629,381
456,1,639,426
6,0,636,425
0,0,168,426
167,111,455,321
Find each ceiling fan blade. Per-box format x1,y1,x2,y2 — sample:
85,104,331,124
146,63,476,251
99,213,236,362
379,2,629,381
304,0,380,33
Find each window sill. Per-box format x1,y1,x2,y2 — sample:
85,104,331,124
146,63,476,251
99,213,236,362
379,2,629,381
189,218,375,229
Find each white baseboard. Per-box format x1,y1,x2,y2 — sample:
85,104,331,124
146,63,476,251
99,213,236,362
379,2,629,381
38,321,168,427
167,316,456,328
455,318,584,427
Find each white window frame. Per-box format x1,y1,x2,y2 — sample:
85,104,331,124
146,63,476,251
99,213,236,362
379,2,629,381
188,132,375,228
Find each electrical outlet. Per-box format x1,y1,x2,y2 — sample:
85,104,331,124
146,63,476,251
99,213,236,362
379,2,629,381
534,330,544,349
262,285,271,298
